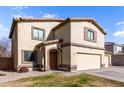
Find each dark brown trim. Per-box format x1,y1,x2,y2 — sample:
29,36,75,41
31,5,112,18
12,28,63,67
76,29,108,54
31,26,45,41
58,64,77,71
16,18,64,22
52,18,70,31
36,39,63,48
61,42,105,50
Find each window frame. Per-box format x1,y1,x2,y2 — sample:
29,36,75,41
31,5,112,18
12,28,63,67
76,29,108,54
87,30,94,41
84,27,97,43
21,50,37,64
31,26,45,41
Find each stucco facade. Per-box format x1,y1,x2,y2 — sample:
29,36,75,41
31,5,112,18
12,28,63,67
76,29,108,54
9,17,111,72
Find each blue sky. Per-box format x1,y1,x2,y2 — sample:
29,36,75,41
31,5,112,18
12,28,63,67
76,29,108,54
1,6,124,44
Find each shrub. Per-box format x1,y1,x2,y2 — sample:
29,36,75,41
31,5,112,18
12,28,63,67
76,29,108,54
79,75,89,84
18,67,29,73
0,73,6,76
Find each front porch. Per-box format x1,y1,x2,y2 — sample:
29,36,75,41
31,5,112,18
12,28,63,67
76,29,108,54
36,39,63,71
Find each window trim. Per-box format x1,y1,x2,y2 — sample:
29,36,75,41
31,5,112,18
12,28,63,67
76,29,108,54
21,50,37,64
87,30,94,41
31,26,45,41
84,27,97,43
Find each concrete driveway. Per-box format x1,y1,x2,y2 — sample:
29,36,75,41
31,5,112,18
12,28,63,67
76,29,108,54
83,66,124,83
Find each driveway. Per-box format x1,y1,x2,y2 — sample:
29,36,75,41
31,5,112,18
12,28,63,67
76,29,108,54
83,66,124,83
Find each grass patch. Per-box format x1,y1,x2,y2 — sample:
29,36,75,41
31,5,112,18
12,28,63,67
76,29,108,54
1,73,124,87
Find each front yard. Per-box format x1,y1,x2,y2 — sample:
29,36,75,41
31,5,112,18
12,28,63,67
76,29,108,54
0,73,124,87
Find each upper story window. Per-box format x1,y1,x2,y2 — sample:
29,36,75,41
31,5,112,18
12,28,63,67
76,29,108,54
32,27,44,40
87,30,94,41
84,27,96,42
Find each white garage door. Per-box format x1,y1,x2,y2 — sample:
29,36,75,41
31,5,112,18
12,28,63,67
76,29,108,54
105,55,109,68
77,53,101,71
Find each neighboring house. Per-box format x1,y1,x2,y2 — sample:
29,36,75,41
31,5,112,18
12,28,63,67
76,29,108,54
105,42,124,66
9,17,111,72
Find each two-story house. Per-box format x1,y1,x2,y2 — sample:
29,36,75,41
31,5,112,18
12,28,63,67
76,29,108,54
105,42,124,66
9,17,111,72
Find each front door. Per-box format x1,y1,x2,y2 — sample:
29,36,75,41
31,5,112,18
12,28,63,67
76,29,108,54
50,51,57,70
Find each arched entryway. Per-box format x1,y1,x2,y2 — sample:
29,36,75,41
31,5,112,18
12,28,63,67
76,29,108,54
48,48,61,70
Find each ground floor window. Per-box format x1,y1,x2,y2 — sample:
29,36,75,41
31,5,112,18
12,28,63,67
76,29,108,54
22,50,37,63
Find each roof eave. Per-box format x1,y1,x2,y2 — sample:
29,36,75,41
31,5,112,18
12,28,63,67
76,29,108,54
9,18,17,39
9,17,64,39
52,18,107,35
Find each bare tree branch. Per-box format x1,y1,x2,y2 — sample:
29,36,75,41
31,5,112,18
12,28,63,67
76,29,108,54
0,38,11,57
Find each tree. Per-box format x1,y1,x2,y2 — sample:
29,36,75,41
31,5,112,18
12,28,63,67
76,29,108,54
0,38,11,57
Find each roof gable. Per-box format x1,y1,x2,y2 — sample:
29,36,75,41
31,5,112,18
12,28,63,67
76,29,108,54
52,17,107,35
9,17,107,38
9,17,64,38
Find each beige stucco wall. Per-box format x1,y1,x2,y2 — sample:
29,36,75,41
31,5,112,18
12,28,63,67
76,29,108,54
12,19,106,71
104,54,111,67
70,22,104,48
17,21,61,67
54,22,71,69
54,21,105,71
12,26,18,70
70,21,105,70
54,22,71,43
61,46,71,65
38,43,70,71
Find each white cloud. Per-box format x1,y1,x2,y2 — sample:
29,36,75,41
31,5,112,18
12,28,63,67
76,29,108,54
42,13,58,18
0,24,9,38
113,20,124,37
11,6,28,10
12,13,34,18
39,11,43,14
116,21,124,25
11,6,34,18
113,30,124,37
0,24,8,32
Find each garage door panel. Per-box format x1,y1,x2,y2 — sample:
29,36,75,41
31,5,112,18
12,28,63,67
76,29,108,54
105,56,109,67
77,53,101,71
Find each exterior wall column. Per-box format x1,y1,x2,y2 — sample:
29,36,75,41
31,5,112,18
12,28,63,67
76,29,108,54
45,46,50,71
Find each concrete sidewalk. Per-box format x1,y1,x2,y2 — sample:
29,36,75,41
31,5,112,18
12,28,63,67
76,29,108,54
0,70,52,84
0,66,124,85
83,67,124,83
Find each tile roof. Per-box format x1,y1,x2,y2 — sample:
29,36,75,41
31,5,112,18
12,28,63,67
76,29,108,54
52,17,107,35
9,17,64,38
9,17,107,38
